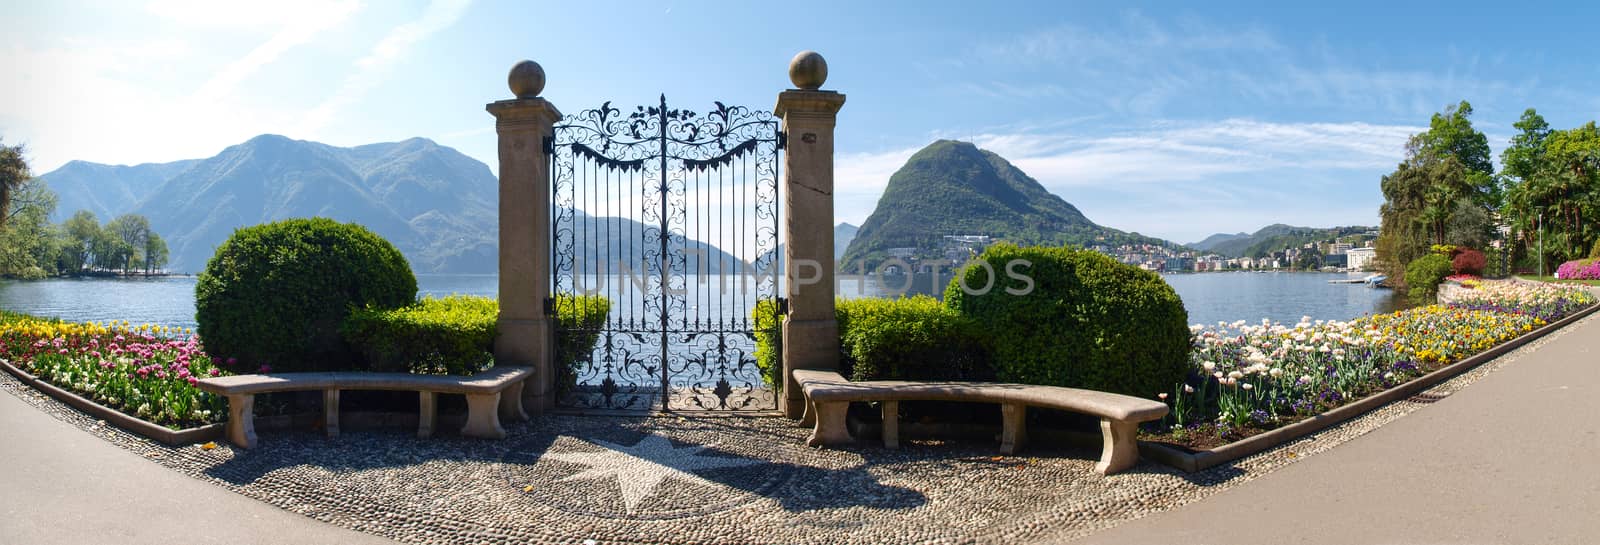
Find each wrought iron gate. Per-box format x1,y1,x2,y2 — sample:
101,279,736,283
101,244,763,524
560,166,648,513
549,96,782,411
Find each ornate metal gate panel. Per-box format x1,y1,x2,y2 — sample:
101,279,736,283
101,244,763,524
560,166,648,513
550,96,782,411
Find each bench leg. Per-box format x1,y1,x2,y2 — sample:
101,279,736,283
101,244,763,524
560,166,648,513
1000,403,1027,455
418,391,437,438
499,380,529,422
807,401,853,447
1096,418,1139,475
323,389,340,438
226,394,257,449
799,399,816,428
881,401,899,449
461,392,507,439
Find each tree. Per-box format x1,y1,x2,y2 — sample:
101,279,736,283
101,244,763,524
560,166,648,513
105,214,152,272
60,210,100,273
144,232,169,273
1417,100,1498,207
0,179,60,278
92,227,132,273
1375,103,1498,290
0,138,31,229
1502,118,1600,270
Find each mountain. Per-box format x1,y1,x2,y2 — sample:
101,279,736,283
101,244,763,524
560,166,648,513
840,140,1170,268
118,135,497,273
834,223,858,260
1205,224,1378,258
562,209,744,274
1188,232,1250,252
38,134,745,275
38,159,200,222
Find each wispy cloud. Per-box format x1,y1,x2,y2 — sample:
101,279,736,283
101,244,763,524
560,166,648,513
295,0,472,136
190,1,364,105
958,12,1539,120
833,119,1422,241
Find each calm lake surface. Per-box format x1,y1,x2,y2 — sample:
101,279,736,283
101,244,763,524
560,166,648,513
0,271,1404,330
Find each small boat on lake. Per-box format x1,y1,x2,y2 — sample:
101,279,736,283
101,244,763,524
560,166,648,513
1328,274,1387,286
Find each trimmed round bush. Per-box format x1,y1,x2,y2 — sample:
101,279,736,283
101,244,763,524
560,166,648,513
196,218,416,373
943,243,1190,398
1452,247,1486,276
1403,253,1454,304
1590,239,1600,259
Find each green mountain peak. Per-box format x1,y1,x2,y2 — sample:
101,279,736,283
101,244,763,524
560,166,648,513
839,139,1163,269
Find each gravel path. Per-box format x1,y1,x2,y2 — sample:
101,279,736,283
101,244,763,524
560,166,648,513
2,312,1593,544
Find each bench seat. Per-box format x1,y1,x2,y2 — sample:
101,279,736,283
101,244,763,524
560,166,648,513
197,366,535,449
793,369,1167,475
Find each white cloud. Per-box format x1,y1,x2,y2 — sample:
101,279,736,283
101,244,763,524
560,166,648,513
295,0,472,136
190,1,363,105
831,119,1420,240
144,0,353,28
834,146,917,225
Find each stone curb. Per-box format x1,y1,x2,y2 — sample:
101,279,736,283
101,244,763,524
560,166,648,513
1140,300,1600,472
0,358,224,446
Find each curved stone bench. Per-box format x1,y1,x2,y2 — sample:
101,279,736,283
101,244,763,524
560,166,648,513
197,366,535,449
793,370,1168,475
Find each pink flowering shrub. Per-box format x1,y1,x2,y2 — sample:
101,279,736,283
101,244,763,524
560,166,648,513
1555,258,1600,280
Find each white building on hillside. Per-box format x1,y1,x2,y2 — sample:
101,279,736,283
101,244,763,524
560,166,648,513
1346,247,1376,271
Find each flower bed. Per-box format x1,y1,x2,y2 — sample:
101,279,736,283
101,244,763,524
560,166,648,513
1148,280,1596,449
0,311,227,429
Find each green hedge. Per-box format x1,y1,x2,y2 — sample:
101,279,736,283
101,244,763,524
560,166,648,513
343,296,498,375
196,218,416,373
551,295,611,391
1404,253,1454,304
751,296,991,388
836,296,991,382
342,294,611,380
752,299,783,388
944,243,1190,398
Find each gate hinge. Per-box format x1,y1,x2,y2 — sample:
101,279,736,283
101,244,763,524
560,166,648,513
542,135,554,155
543,296,556,316
776,130,787,151
776,297,789,316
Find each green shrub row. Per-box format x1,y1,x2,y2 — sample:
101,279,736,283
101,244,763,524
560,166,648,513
342,295,499,375
753,243,1192,399
341,294,611,379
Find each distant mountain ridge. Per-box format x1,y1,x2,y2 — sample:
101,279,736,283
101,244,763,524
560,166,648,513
1187,232,1250,252
1201,224,1378,258
834,223,858,260
840,140,1170,267
38,135,502,273
37,134,754,275
40,159,201,222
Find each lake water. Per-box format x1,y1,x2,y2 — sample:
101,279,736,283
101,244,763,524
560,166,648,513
0,271,1404,330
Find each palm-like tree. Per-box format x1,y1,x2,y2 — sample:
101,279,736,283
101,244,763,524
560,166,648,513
0,138,32,228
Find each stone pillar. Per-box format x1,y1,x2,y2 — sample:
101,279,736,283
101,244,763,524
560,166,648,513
487,60,562,415
775,51,846,418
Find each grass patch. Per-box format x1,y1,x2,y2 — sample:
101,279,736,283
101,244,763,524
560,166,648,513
1517,275,1600,286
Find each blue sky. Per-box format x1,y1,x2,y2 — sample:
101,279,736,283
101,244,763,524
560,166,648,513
4,1,1599,243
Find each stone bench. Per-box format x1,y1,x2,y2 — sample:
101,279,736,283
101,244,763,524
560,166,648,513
197,366,535,449
792,369,1168,475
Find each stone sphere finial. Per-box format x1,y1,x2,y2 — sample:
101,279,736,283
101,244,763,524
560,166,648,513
788,50,828,90
508,60,546,99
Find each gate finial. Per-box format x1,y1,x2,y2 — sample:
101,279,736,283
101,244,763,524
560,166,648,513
508,60,546,99
788,51,828,90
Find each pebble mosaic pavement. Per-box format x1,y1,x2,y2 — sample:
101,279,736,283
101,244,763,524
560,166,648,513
3,312,1591,545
